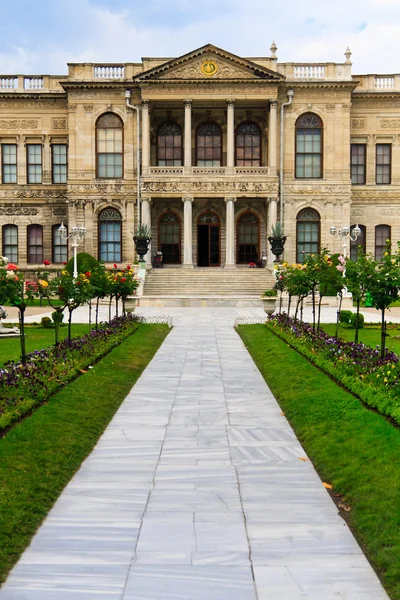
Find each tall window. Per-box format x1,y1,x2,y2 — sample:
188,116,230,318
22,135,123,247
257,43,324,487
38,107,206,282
2,224,18,263
237,212,259,263
52,144,68,183
295,113,322,178
376,144,391,184
157,122,182,166
52,224,68,263
1,144,17,183
297,207,320,262
27,225,43,264
196,122,222,166
351,144,366,185
235,122,261,166
375,224,391,261
159,212,181,264
98,207,122,262
96,113,123,179
350,224,366,260
27,144,42,184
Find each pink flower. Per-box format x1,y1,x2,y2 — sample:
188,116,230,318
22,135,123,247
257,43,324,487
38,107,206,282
6,263,18,271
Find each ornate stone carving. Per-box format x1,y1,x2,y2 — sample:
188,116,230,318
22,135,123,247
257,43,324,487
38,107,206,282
0,206,38,215
67,104,77,112
284,184,351,196
352,189,400,199
84,104,94,112
380,119,400,129
381,207,400,216
351,118,366,129
141,180,278,195
53,207,68,216
0,99,66,109
325,104,336,111
52,118,67,129
342,103,351,111
68,183,136,195
160,57,259,81
351,208,363,217
0,119,38,129
0,189,66,199
68,91,124,99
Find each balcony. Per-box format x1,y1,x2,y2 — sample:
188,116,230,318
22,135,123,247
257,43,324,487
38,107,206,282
141,166,278,199
0,75,67,93
354,74,400,92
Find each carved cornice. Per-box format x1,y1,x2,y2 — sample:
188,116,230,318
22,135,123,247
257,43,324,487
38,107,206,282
0,119,38,129
352,188,400,200
141,179,278,197
0,188,67,199
67,183,137,196
0,99,66,109
0,206,38,215
284,184,351,196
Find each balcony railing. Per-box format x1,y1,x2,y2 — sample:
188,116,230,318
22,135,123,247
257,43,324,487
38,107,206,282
94,65,125,79
375,76,395,89
294,65,325,79
147,166,272,177
0,75,66,92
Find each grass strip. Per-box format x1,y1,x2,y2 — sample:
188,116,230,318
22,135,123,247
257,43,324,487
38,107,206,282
0,324,169,585
265,319,400,426
238,324,400,600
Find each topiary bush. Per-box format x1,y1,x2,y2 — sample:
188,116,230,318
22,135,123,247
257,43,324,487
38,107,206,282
349,312,364,330
339,310,352,324
65,252,101,275
41,317,53,329
52,311,64,326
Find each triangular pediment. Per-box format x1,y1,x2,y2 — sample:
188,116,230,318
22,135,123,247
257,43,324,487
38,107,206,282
134,44,284,83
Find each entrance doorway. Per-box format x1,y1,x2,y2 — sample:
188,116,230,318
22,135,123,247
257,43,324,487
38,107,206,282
197,212,220,266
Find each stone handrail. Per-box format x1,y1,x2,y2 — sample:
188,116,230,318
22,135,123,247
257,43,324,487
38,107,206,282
94,65,125,79
354,74,400,92
294,65,325,79
147,166,272,177
0,75,66,92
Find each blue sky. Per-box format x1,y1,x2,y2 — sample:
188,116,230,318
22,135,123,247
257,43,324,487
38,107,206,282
1,0,400,74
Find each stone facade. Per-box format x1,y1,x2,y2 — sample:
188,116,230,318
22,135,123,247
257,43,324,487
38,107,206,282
0,43,399,270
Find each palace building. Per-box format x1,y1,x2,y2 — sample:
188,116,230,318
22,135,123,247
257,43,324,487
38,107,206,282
0,43,399,280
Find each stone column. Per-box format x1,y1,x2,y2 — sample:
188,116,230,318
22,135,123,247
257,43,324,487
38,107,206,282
268,198,278,264
182,197,194,267
184,100,192,173
226,100,235,172
141,197,152,264
268,100,278,176
142,101,150,176
225,197,236,268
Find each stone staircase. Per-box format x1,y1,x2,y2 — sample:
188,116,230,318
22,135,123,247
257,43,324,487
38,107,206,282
140,267,276,307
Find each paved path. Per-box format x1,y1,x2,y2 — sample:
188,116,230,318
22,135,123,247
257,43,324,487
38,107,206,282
0,308,389,599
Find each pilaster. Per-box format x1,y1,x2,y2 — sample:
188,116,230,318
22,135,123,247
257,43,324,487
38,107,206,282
225,196,237,267
142,101,150,176
182,196,194,267
226,100,235,173
268,101,278,176
184,100,192,172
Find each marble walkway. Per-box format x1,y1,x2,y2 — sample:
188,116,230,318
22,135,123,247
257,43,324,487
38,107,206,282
0,308,390,599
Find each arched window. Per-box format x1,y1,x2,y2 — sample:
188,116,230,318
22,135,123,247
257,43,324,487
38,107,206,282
27,224,43,264
375,224,391,262
96,113,123,179
236,122,261,166
159,212,181,264
237,212,259,263
52,224,68,264
157,122,182,166
98,207,122,262
2,224,18,263
196,122,222,166
350,224,366,261
297,207,320,262
295,113,323,178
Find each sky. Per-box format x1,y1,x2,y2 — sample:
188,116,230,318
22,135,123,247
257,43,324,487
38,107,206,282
0,0,400,75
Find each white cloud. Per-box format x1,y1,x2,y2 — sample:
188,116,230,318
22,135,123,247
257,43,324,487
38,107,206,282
0,0,399,74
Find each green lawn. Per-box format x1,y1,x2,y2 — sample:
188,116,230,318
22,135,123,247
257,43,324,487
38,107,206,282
239,324,400,600
3,298,65,307
0,325,91,365
321,323,400,354
0,323,169,585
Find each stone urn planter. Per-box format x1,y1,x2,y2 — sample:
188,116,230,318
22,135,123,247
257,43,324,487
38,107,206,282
124,296,138,314
261,296,277,315
133,225,152,262
268,235,287,263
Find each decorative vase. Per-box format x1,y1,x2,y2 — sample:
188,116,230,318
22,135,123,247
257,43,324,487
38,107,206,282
133,237,150,262
124,296,138,314
268,235,287,262
261,297,277,315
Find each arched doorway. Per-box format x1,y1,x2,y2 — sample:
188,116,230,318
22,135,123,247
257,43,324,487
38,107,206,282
237,212,260,263
159,212,181,264
197,211,220,266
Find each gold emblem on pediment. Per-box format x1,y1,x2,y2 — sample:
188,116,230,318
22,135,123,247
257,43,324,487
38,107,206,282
201,60,218,77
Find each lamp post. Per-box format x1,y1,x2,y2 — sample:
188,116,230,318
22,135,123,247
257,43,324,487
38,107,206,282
329,223,361,257
58,223,87,278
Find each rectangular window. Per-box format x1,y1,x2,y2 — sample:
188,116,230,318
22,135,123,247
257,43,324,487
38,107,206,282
351,144,366,185
375,225,391,261
2,225,18,263
97,129,123,178
27,225,43,264
295,129,322,178
99,221,121,262
52,224,68,263
376,144,391,184
1,144,17,184
52,144,67,184
27,144,42,184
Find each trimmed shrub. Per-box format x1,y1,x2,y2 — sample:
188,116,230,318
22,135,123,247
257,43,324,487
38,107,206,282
52,311,64,326
339,310,352,324
65,252,100,275
41,317,53,329
349,312,364,329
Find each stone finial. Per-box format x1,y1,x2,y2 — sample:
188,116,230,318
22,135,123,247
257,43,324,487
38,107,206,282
270,41,278,59
345,47,352,64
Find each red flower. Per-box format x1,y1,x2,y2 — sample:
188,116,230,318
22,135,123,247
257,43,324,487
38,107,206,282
58,286,64,293
126,264,131,270
121,277,126,283
113,263,118,269
63,262,67,265
43,260,51,266
85,271,91,277
6,263,18,271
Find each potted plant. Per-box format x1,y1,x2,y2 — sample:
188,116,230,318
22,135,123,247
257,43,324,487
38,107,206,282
261,289,277,315
133,224,152,262
268,223,287,263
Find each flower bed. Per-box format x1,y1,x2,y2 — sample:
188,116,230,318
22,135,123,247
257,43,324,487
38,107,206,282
0,315,141,432
266,314,400,425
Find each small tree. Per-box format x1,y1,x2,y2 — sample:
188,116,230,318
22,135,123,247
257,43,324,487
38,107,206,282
343,251,377,343
113,266,139,315
285,263,311,322
316,252,344,332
